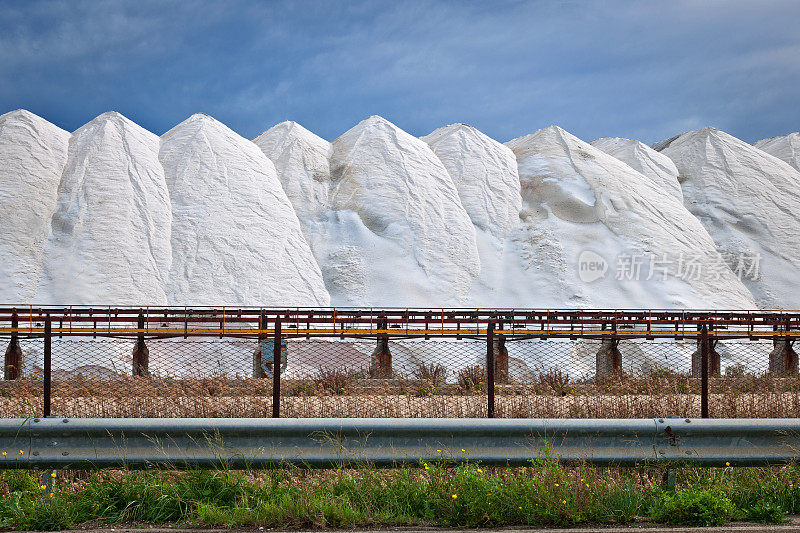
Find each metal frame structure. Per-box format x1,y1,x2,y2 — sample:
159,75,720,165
0,307,798,339
2,307,797,420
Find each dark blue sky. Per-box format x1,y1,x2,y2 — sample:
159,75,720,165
2,0,798,144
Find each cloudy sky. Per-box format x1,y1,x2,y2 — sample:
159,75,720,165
1,0,798,144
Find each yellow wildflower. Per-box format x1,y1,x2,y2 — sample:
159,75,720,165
585,483,589,488
18,450,23,455
562,500,567,504
477,468,482,473
49,493,54,498
725,462,730,466
555,483,559,487
40,485,46,490
51,472,57,478
1,452,5,456
461,449,465,452
452,494,458,499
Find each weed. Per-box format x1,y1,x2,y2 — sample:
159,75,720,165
457,364,486,392
313,367,357,395
411,362,448,387
650,487,736,526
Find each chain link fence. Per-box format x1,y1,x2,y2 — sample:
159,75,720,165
0,334,797,419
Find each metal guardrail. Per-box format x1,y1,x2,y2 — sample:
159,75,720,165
1,417,798,469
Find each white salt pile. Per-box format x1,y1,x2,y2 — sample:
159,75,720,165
159,114,329,306
504,125,755,309
4,108,800,310
754,132,800,171
0,110,69,302
590,137,683,201
40,111,172,305
422,123,522,239
326,115,480,305
252,120,332,241
656,127,800,309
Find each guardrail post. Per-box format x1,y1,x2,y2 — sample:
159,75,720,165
4,312,22,380
132,312,148,377
370,315,392,378
43,314,51,418
487,321,495,418
700,323,709,418
272,317,281,418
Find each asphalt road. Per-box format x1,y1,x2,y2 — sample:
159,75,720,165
31,516,800,533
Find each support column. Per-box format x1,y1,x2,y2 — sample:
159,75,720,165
254,311,267,378
132,312,149,377
691,339,720,377
4,312,22,380
769,339,798,375
596,337,621,377
370,315,392,379
493,322,509,384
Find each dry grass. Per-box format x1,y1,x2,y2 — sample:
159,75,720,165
0,371,798,419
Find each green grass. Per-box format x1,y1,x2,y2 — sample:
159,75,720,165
0,460,797,530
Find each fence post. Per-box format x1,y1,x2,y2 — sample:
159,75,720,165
132,312,148,377
43,314,51,418
4,312,22,380
486,321,495,418
272,317,281,418
700,322,709,419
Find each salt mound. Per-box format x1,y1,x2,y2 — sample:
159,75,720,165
657,127,800,308
40,111,172,305
503,125,755,309
0,110,69,302
326,115,480,305
252,121,332,239
421,123,522,239
754,132,800,171
590,137,683,201
159,114,329,306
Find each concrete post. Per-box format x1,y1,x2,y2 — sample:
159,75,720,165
691,339,720,377
493,322,509,384
596,337,621,377
769,339,798,375
4,312,22,380
132,313,149,377
370,315,392,378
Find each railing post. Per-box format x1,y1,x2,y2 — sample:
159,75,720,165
4,312,22,380
43,314,51,418
272,317,281,418
700,322,709,419
486,321,495,418
132,312,148,377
